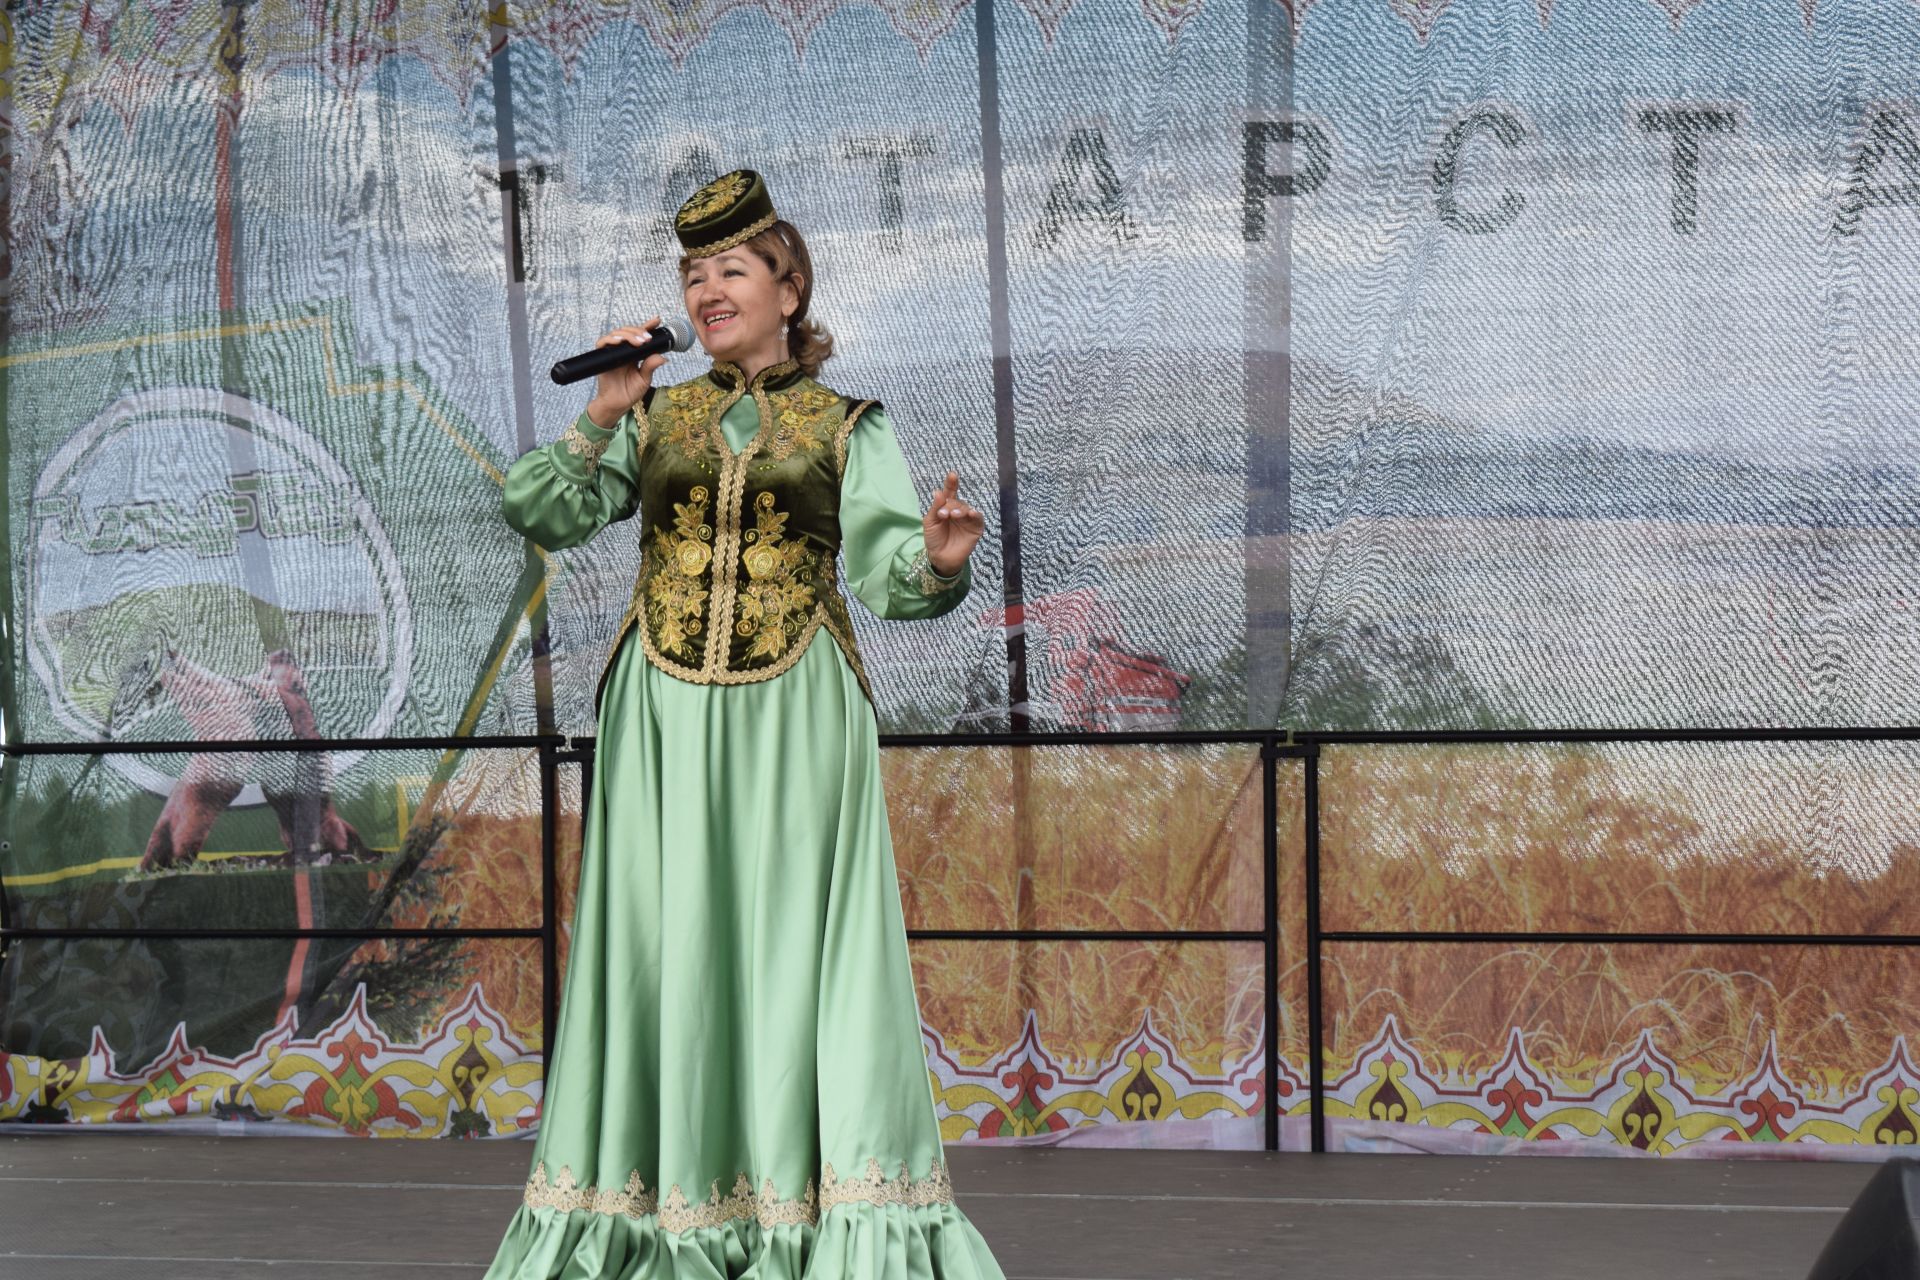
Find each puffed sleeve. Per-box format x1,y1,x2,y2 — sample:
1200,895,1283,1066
839,406,972,620
501,405,644,551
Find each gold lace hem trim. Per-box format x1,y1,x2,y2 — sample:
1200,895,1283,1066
522,1156,954,1232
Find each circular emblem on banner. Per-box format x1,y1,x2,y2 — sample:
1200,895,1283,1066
27,387,413,802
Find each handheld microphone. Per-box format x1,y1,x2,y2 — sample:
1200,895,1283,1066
549,317,695,385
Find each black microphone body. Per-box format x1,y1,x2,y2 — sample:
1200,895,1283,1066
550,318,694,385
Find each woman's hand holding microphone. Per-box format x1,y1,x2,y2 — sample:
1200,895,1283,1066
584,315,669,430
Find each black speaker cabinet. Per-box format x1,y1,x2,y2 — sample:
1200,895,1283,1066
1807,1160,1920,1280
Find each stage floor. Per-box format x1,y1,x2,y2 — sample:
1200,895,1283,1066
0,1132,1875,1279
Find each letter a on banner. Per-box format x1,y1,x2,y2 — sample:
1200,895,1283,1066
1035,127,1137,248
1835,105,1920,236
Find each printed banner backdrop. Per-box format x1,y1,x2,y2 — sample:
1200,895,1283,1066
1316,743,1920,1154
3,0,1920,1158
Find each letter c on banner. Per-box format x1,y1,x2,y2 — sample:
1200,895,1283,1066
1433,107,1529,235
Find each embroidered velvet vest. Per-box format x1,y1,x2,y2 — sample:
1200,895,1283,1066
602,360,877,708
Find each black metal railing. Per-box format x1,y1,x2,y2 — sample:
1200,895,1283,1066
5,724,1919,1152
1296,725,1920,1152
0,734,567,1062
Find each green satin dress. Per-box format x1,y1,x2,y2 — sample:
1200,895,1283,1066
485,374,1005,1280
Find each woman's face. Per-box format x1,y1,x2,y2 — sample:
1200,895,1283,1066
682,248,800,371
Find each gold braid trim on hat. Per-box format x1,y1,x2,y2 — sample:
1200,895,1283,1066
680,209,778,259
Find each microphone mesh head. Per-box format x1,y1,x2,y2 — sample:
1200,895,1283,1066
664,316,695,352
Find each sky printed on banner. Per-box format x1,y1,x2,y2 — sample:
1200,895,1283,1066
1291,0,1920,466
28,0,1916,466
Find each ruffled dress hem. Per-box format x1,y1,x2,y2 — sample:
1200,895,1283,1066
485,1199,1005,1280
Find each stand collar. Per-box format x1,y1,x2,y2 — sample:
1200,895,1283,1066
706,358,803,393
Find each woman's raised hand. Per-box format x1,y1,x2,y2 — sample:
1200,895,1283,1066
923,472,985,577
584,316,668,429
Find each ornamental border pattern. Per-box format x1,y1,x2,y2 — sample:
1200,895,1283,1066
11,982,1920,1155
0,983,540,1136
923,1010,1920,1154
695,381,771,676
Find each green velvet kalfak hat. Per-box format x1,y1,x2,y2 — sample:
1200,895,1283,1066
673,169,778,257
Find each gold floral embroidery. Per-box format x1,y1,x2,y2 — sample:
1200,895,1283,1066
711,357,797,391
658,379,732,458
560,420,607,475
645,485,713,662
755,1178,823,1228
764,383,840,461
657,1174,820,1232
521,1158,953,1233
735,491,818,661
675,171,750,226
620,368,875,703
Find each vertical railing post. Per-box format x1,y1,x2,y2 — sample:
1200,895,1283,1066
0,4,17,750
1261,735,1281,1151
0,751,12,964
538,737,560,1068
1304,739,1325,1152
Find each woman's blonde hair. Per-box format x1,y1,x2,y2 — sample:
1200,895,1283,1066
680,219,834,378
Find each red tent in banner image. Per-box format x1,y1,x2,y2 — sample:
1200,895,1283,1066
977,589,1191,732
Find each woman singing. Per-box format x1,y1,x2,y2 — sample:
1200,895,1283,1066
485,170,1006,1279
